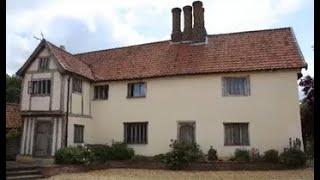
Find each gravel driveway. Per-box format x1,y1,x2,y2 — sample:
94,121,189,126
47,167,314,180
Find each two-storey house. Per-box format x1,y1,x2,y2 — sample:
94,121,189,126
16,1,307,158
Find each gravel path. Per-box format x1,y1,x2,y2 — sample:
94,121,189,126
47,167,314,180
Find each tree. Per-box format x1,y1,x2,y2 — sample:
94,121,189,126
298,75,314,152
6,74,22,103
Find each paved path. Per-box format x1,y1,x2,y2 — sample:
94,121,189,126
47,167,314,180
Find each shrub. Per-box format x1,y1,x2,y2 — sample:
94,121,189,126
233,149,250,162
161,140,203,170
207,146,217,161
263,149,279,163
55,145,94,165
250,148,261,161
131,155,152,162
87,144,111,162
306,137,314,159
109,142,134,160
279,148,306,168
6,129,21,140
153,154,165,162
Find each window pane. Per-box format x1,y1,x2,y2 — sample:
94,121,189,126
224,123,249,146
140,83,145,96
124,123,147,144
133,84,140,96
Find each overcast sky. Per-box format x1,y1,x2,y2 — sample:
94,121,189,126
6,0,313,79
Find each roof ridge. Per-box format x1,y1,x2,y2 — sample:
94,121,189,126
74,27,291,56
74,39,170,56
207,27,291,37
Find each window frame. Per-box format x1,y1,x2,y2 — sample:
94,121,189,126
123,122,148,144
72,77,82,93
222,76,250,96
177,121,196,144
38,57,50,71
74,124,84,143
127,82,146,98
28,79,51,96
93,85,109,100
223,122,250,146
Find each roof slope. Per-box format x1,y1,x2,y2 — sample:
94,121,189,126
6,103,22,129
17,27,306,81
75,27,306,81
46,42,95,80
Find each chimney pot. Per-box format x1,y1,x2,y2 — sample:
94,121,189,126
182,5,193,42
60,45,65,50
171,7,182,42
192,1,207,43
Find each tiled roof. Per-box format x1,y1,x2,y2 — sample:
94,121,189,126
18,27,306,81
74,27,306,81
6,103,22,129
47,42,95,80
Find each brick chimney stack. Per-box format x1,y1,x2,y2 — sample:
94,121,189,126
192,1,207,43
182,5,193,42
171,7,182,42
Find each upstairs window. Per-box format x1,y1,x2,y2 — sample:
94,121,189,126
222,77,250,96
72,78,82,93
74,125,84,143
224,123,249,146
127,82,146,98
39,57,49,70
124,122,148,144
94,85,109,100
28,80,51,96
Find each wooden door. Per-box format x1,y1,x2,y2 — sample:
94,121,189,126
34,121,52,157
178,122,195,144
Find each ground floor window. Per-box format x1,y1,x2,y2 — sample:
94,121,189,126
124,122,148,144
224,123,249,146
74,125,84,143
178,122,195,144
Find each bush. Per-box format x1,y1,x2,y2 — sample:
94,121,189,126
233,149,250,162
306,137,314,159
131,155,152,162
279,148,306,168
87,144,111,162
6,129,21,140
55,145,94,165
250,148,261,161
161,140,203,170
207,146,217,161
263,149,279,163
109,142,134,160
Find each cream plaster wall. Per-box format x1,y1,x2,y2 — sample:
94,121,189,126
20,47,62,111
90,70,302,157
67,116,94,146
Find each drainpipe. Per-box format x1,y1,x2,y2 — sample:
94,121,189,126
65,76,71,147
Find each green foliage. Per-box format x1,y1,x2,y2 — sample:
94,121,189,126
6,74,22,103
233,149,250,162
207,146,217,161
161,140,203,170
279,148,306,168
54,145,94,165
86,144,111,162
109,142,134,160
306,137,314,159
263,149,279,163
6,129,21,140
131,155,152,162
250,148,261,161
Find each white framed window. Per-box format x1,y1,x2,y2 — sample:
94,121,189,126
127,82,146,98
39,57,49,70
222,76,250,96
224,123,249,146
94,85,109,100
28,79,51,96
72,78,82,93
124,122,148,144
